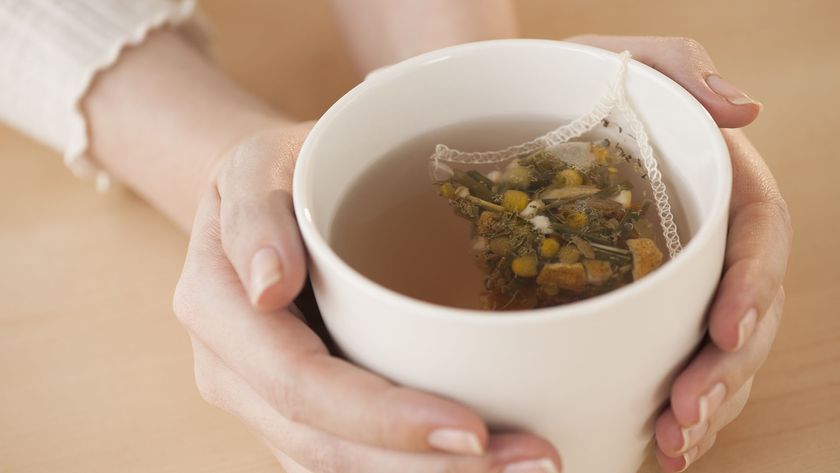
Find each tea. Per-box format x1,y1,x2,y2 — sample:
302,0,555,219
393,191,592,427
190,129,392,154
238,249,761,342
329,116,682,310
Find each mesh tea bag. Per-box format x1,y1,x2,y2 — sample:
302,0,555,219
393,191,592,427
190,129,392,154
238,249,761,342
430,52,682,310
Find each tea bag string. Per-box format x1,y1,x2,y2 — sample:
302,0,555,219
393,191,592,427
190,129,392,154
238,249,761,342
611,61,682,258
430,51,683,258
430,55,626,167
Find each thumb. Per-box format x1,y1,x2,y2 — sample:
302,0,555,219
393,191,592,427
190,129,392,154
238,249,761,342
215,123,312,311
567,35,762,128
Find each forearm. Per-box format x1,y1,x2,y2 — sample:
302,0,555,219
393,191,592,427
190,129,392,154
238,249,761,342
328,0,518,74
84,29,288,230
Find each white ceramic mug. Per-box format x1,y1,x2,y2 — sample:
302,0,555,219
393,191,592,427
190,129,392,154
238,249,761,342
293,40,731,473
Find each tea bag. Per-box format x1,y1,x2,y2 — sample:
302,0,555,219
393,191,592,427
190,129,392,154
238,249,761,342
430,52,682,310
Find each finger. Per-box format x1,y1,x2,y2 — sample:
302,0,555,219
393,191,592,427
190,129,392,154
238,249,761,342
669,289,784,430
682,432,718,471
217,124,312,311
655,432,717,473
654,446,686,473
269,434,563,473
708,129,792,351
709,377,753,433
654,408,707,458
566,35,761,128
175,199,489,455
192,337,562,473
271,448,313,473
655,377,753,457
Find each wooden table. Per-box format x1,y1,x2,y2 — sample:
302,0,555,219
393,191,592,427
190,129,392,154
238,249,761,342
2,1,838,471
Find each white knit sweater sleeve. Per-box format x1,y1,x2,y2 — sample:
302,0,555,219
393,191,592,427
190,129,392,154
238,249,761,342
0,0,196,191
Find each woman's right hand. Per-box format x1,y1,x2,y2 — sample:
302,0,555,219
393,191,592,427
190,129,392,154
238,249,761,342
172,123,563,473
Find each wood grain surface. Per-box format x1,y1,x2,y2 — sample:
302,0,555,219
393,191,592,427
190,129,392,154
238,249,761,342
1,1,838,472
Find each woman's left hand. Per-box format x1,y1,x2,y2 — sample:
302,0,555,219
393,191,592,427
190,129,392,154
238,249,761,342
567,35,793,471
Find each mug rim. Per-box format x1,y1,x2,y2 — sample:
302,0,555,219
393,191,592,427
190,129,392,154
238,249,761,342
293,39,731,324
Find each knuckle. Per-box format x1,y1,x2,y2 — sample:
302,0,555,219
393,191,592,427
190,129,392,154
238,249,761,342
671,36,706,53
748,193,792,234
777,286,787,307
214,149,244,197
193,361,223,408
308,443,342,473
266,373,308,423
741,178,793,239
172,277,198,329
369,386,400,446
770,286,786,326
731,198,793,260
769,197,794,239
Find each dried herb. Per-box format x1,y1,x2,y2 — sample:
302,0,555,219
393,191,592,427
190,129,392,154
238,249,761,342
435,139,665,310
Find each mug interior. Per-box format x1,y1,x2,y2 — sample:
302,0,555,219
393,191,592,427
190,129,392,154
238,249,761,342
294,40,730,314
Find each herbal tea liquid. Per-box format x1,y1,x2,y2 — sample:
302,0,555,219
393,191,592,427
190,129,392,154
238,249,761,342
329,117,686,310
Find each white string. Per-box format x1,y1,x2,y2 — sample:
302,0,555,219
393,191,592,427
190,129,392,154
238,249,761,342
611,69,682,257
430,57,624,166
430,51,682,257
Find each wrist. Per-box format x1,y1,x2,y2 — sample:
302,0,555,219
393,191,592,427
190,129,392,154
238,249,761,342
83,29,291,229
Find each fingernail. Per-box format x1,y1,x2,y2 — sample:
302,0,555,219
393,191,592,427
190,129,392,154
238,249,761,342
734,308,758,351
706,75,762,108
427,428,483,455
250,247,282,307
696,382,727,425
502,458,560,473
678,419,708,454
678,446,700,472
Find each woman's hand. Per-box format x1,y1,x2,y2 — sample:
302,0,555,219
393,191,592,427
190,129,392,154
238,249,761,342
173,124,563,473
82,27,559,473
568,35,792,471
